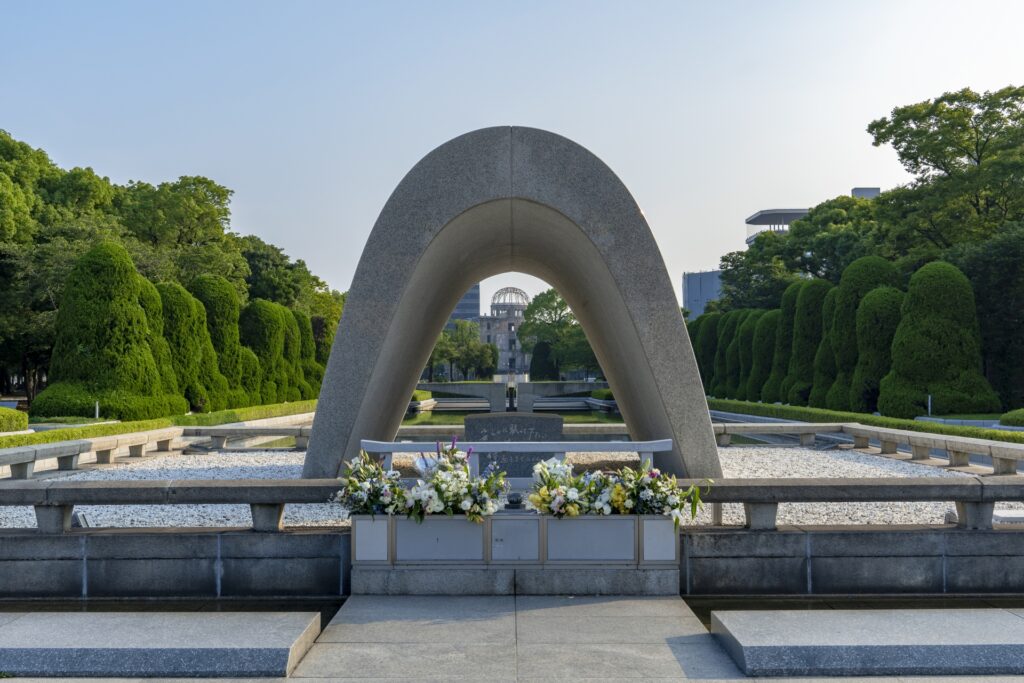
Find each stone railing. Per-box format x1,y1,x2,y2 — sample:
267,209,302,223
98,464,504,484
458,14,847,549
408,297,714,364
2,475,1020,534
0,427,183,479
181,425,311,449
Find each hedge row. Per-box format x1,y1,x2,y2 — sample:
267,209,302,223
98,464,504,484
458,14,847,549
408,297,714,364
0,407,28,433
691,257,1003,420
707,398,1024,445
31,242,326,421
1003,409,1024,427
590,388,614,401
0,399,318,449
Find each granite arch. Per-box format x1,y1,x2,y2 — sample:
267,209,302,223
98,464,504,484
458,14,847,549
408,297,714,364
304,127,720,478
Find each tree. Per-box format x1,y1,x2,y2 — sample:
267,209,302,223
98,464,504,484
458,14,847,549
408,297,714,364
528,340,558,380
785,279,833,406
785,196,884,283
31,242,173,420
849,286,903,413
426,331,454,381
760,281,801,403
745,309,779,401
949,223,1024,409
868,86,1024,253
717,231,801,310
735,310,765,401
826,256,899,410
878,262,1000,418
808,288,839,408
450,320,484,380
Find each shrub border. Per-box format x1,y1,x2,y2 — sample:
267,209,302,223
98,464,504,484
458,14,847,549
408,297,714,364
708,398,1024,445
0,400,317,449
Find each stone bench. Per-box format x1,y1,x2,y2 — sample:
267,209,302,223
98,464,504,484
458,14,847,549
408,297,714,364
182,425,310,449
715,422,848,447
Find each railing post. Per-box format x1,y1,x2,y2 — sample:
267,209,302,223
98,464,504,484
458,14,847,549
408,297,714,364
852,435,870,449
911,444,931,460
35,505,73,533
128,443,146,457
210,435,229,450
947,450,970,467
880,440,898,454
638,450,654,465
799,433,815,447
716,433,731,447
156,439,174,452
991,457,1018,475
294,435,309,450
95,449,115,464
10,462,34,479
250,503,285,532
743,503,779,530
955,502,994,530
56,454,79,471
711,503,723,526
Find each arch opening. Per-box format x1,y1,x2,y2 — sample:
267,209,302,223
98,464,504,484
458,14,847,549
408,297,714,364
305,127,720,478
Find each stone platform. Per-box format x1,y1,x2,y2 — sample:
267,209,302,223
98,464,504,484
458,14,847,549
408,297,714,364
0,611,320,677
351,566,679,595
293,594,741,680
713,608,1024,676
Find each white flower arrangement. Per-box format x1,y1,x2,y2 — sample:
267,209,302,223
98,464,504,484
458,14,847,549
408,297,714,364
527,457,711,528
405,438,508,524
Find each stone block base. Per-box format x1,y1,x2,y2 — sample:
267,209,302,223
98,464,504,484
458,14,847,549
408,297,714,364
351,566,678,595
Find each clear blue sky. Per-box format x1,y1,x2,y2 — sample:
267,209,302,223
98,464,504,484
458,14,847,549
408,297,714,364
4,1,1023,310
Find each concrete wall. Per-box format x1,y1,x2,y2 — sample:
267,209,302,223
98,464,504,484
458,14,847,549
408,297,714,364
682,526,1024,595
0,529,350,599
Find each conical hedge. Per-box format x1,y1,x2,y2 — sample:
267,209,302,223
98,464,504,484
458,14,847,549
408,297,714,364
693,313,721,392
32,241,175,420
711,311,742,397
746,309,779,401
735,309,765,400
724,310,751,398
879,262,1000,418
190,274,252,407
808,288,839,409
826,256,899,411
850,286,903,413
760,281,802,403
157,282,229,413
785,279,833,406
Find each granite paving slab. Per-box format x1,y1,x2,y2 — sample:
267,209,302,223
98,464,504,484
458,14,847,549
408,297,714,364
713,608,1024,676
0,612,320,677
319,596,515,644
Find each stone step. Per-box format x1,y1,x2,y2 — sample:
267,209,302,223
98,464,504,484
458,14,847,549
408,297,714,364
712,608,1024,676
0,611,321,677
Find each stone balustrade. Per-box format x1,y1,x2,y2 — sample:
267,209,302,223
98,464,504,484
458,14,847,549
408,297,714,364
2,475,1022,534
0,427,182,479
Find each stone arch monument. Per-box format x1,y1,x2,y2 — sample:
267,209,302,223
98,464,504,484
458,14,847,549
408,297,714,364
304,127,721,478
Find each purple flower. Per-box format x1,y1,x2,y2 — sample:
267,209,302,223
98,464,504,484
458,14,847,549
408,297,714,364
451,436,458,450
466,446,474,458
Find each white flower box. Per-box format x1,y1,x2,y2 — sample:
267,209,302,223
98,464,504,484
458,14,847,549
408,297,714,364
351,515,391,564
544,516,637,564
394,516,485,564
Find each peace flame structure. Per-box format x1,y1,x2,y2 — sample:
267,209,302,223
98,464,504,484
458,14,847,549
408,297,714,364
304,127,721,479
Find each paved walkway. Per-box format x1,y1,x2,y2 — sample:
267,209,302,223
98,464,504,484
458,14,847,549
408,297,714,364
292,594,743,680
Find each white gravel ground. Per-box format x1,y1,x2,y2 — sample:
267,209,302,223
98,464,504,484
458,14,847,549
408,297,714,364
0,445,1016,529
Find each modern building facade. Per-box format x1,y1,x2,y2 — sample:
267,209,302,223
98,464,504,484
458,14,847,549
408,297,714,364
446,283,481,329
682,270,722,318
478,287,531,375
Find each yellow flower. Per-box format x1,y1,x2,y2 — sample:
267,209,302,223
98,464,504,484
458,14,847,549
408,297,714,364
565,503,580,517
610,483,628,513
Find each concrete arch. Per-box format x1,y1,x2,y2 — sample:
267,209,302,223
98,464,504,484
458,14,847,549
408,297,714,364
304,127,720,478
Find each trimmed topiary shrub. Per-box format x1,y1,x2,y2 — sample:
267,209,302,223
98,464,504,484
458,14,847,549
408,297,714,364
711,311,742,397
292,309,324,396
591,388,614,401
724,310,751,398
745,309,779,402
1002,409,1024,427
808,288,839,408
32,241,172,420
878,262,1001,418
785,279,833,406
761,281,802,403
239,347,262,404
157,282,229,413
240,299,288,404
190,274,251,408
826,256,899,411
137,277,190,416
281,306,310,401
693,313,721,392
849,286,903,413
735,310,765,401
0,406,27,432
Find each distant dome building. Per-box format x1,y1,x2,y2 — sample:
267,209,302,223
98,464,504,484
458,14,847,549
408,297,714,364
479,287,531,376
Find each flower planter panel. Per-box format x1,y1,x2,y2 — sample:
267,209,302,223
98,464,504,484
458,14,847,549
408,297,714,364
545,517,636,562
641,517,678,563
394,517,485,562
490,517,540,562
352,516,390,564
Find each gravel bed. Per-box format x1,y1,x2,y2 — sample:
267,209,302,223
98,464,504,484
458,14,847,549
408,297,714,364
0,446,1018,529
